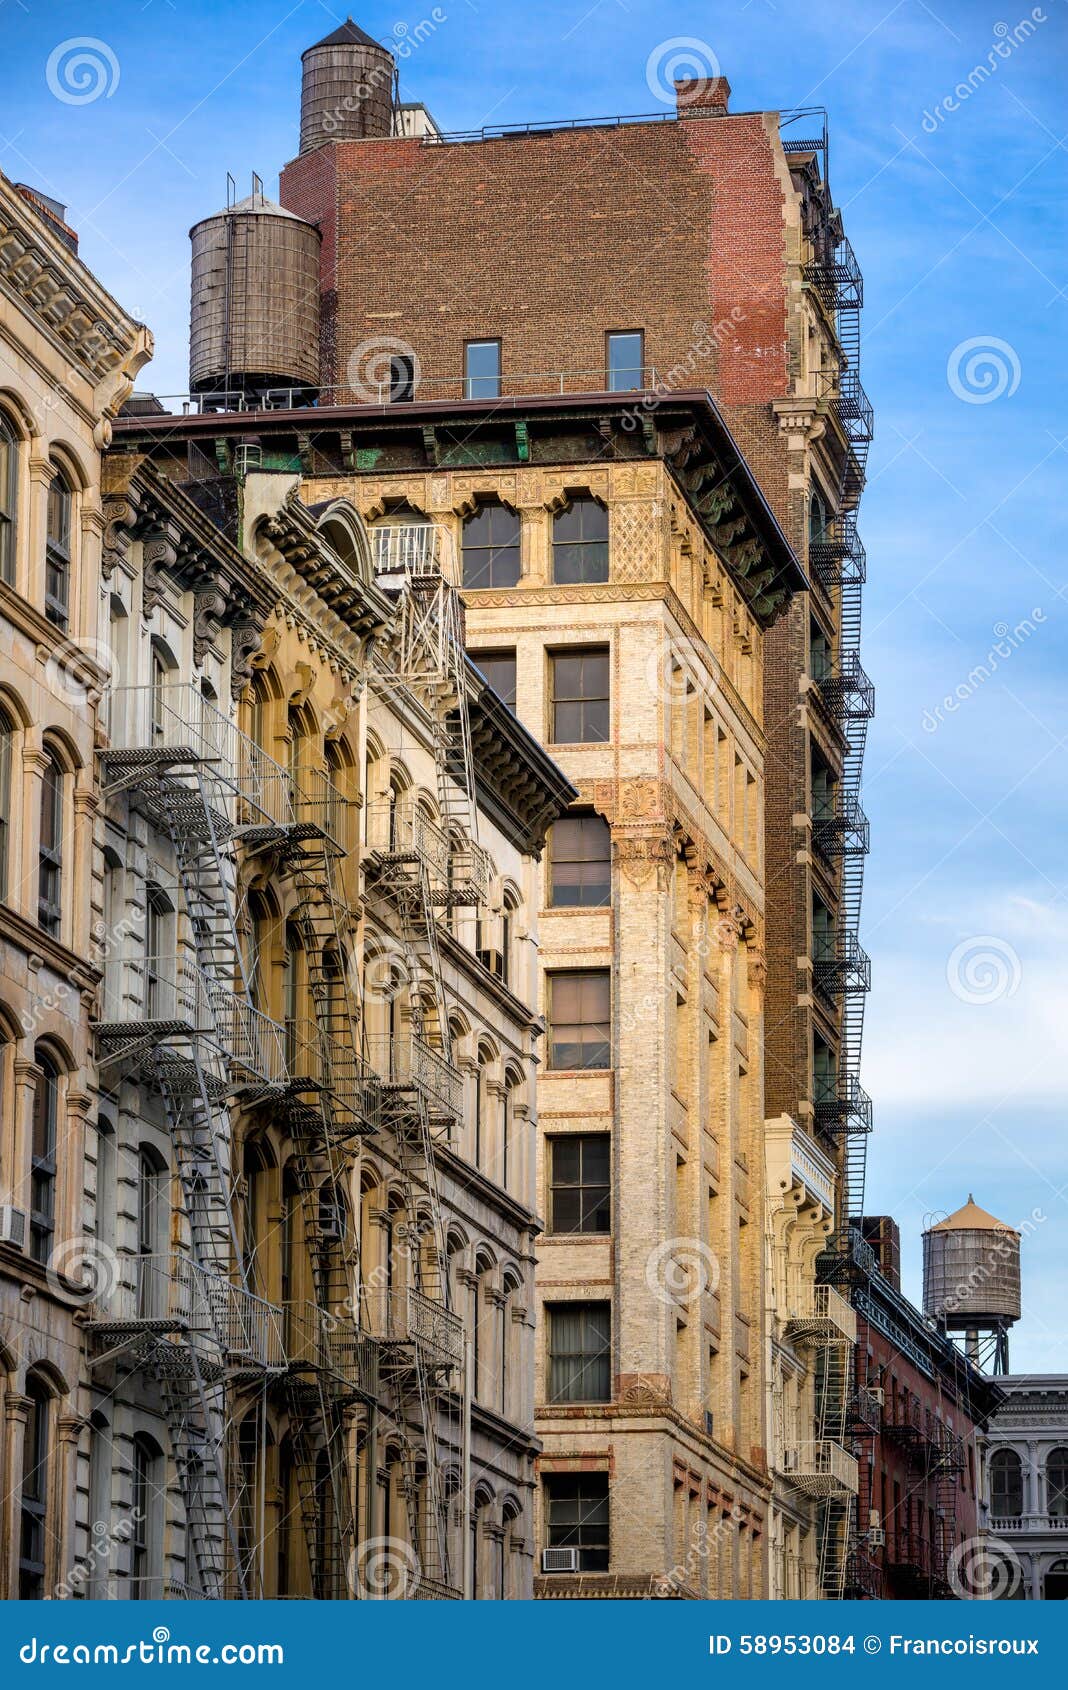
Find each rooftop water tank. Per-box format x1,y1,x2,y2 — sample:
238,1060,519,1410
299,18,395,152
189,184,321,401
922,1195,1021,1328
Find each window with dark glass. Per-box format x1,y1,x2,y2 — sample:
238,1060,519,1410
0,706,12,898
45,469,71,629
810,617,833,681
550,813,611,907
547,1303,610,1402
19,1378,49,1598
809,489,829,547
0,409,17,585
389,354,415,403
30,1052,58,1265
38,754,62,936
131,1435,161,1596
990,1449,1023,1518
472,649,517,709
544,1472,610,1571
606,330,644,392
549,1134,610,1234
552,497,609,584
462,502,521,589
550,647,609,743
1048,1448,1068,1518
548,970,610,1070
464,339,501,400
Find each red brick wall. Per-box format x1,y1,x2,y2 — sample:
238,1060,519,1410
279,114,793,528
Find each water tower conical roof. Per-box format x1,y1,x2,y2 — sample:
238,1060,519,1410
928,1195,1017,1234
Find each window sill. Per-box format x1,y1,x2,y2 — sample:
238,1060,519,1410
540,1231,611,1244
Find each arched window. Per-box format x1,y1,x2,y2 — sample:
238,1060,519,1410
242,1138,275,1297
0,704,13,898
30,1048,59,1263
552,495,609,584
500,1270,522,1420
501,1067,522,1197
45,465,73,629
150,639,178,741
19,1374,51,1598
462,501,520,589
1048,1448,1068,1519
130,1433,163,1597
0,409,18,585
990,1448,1023,1519
37,751,63,937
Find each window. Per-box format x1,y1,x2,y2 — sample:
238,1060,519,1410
38,752,63,936
552,497,609,584
547,1303,610,1402
462,502,521,589
137,1149,166,1319
550,647,609,743
472,649,516,709
30,1050,58,1264
45,468,72,629
990,1449,1023,1518
1048,1448,1068,1518
145,887,169,1019
810,618,832,681
607,330,644,392
131,1435,162,1596
549,1135,610,1234
809,489,829,547
0,706,12,897
548,970,610,1070
389,354,415,403
150,641,176,740
0,409,17,584
464,339,501,400
550,813,611,907
19,1377,50,1598
544,1472,609,1571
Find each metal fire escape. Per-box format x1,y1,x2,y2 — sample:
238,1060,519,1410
805,199,876,1269
91,683,290,1598
881,1397,965,1597
359,522,489,1599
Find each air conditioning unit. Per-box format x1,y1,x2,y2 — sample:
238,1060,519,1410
0,1206,28,1250
868,1527,885,1547
541,1548,579,1574
783,1448,800,1472
869,1386,885,1406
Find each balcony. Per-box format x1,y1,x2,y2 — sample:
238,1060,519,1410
766,1115,837,1214
812,931,871,998
371,521,457,586
812,793,870,860
990,1514,1068,1534
781,1440,858,1496
86,1253,285,1374
379,1286,465,1371
783,1285,857,1346
285,1301,378,1399
95,953,286,1089
811,651,875,721
367,1031,463,1125
813,1073,873,1138
104,682,291,828
849,1386,883,1431
364,798,494,908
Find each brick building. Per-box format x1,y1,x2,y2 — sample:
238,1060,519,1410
273,20,875,1596
848,1216,1001,1600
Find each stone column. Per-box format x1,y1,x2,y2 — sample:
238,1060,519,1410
3,1393,30,1598
19,743,48,926
55,1413,85,1598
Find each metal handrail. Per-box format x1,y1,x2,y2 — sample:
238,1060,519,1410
783,1284,857,1343
92,1253,285,1370
366,1031,463,1121
127,369,666,417
371,522,457,585
97,951,286,1085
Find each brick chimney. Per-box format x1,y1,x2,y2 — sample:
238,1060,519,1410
675,75,731,117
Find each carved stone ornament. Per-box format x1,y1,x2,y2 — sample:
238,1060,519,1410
193,586,228,665
230,617,266,700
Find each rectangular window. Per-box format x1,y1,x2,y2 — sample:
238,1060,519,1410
550,647,609,744
548,969,610,1070
464,339,501,400
472,649,517,709
552,497,609,584
549,1134,610,1234
547,1303,611,1403
549,813,611,907
545,1472,609,1572
389,355,416,403
45,475,71,630
606,330,644,392
19,1390,48,1599
30,1069,57,1265
38,760,62,937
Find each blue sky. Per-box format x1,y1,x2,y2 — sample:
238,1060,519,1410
3,0,1066,1370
